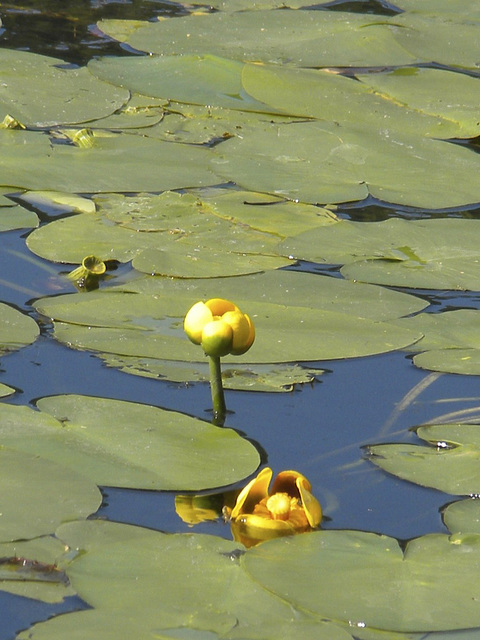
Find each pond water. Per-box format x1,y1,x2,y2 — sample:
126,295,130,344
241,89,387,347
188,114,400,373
1,1,480,638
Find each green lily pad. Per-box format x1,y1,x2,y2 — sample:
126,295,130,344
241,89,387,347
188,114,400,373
100,355,323,392
0,384,15,398
280,219,480,289
244,530,480,633
26,190,292,275
0,446,101,543
44,520,351,640
387,12,480,71
0,129,216,193
33,271,424,371
367,423,480,495
96,11,416,67
0,395,260,491
0,536,76,603
356,67,480,139
0,49,129,127
0,302,39,354
394,310,480,375
443,499,480,535
0,203,38,231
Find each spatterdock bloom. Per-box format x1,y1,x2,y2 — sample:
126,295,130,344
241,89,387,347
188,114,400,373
184,298,255,358
227,467,322,547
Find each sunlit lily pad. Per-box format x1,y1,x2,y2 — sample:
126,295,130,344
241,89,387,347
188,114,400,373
0,49,129,126
281,219,480,289
443,499,480,535
244,529,480,632
0,302,39,354
39,520,352,640
96,11,417,67
26,190,292,275
0,446,101,542
33,271,424,373
0,395,260,491
0,129,216,193
367,423,480,495
18,191,96,216
0,203,38,231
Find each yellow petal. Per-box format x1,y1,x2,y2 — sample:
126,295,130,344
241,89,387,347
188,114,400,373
230,513,297,547
184,301,213,345
200,319,233,357
205,298,238,316
271,469,310,499
296,477,322,528
230,467,272,519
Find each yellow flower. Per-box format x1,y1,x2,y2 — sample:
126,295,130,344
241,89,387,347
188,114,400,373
227,467,322,547
184,298,255,358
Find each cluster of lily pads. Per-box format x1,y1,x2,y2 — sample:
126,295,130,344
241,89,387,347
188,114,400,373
1,0,480,637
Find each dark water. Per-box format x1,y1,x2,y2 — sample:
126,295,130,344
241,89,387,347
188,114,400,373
1,1,480,637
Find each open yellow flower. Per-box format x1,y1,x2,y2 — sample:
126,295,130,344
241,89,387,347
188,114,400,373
184,298,255,358
228,467,322,547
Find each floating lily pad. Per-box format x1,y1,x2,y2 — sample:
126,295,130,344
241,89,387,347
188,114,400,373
0,536,75,603
0,446,101,543
0,395,260,491
0,49,129,126
96,11,416,67
33,271,424,375
100,355,323,392
443,499,480,535
244,529,480,633
367,423,480,495
0,203,38,231
0,302,39,354
0,129,216,193
280,219,480,288
26,190,292,275
394,310,480,375
39,520,352,640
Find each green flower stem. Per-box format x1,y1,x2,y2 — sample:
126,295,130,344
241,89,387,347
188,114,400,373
209,355,226,426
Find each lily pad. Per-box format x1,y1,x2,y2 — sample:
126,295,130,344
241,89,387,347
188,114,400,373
0,536,75,603
18,191,96,216
0,446,101,542
0,302,39,354
26,190,292,276
244,529,480,633
44,520,351,640
0,49,129,126
0,395,260,491
280,219,480,289
0,129,216,193
443,499,480,535
0,203,38,231
33,271,424,372
366,423,480,495
100,355,323,392
96,11,417,67
394,310,480,375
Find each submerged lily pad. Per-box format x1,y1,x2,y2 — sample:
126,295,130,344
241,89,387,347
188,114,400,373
0,49,129,126
367,423,480,495
0,446,101,542
244,529,480,633
0,395,260,491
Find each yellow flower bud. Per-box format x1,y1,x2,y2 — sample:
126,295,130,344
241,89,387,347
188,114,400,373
184,298,255,357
